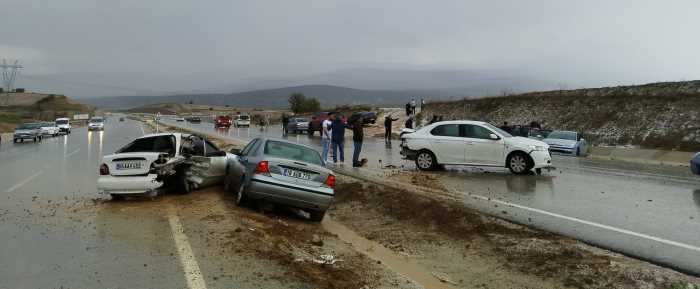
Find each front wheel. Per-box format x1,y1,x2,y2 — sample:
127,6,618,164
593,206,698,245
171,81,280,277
507,153,532,175
415,151,437,171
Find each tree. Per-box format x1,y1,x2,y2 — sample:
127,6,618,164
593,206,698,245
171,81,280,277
288,93,321,114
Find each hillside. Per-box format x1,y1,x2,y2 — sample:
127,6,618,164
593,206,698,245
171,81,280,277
0,93,93,132
422,80,700,151
79,85,448,109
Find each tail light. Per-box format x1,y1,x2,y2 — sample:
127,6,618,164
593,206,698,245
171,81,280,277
254,161,270,176
323,174,335,189
99,163,110,176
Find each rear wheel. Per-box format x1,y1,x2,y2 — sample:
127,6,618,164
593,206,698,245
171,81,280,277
507,152,533,175
415,150,437,171
309,210,326,222
110,194,125,201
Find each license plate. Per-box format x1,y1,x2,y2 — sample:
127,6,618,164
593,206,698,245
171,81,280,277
282,168,311,180
116,162,142,170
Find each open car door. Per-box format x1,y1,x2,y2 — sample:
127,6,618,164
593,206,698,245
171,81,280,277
183,136,229,189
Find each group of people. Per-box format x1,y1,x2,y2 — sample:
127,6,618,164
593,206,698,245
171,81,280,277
318,112,366,167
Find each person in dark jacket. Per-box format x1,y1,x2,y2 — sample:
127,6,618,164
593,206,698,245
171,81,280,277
384,114,399,142
428,115,439,125
405,102,411,116
351,118,364,167
331,116,346,163
281,114,289,136
405,113,414,129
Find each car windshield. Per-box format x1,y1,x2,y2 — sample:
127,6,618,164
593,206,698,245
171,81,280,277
548,131,577,141
239,115,249,120
482,123,512,137
116,135,176,156
90,118,103,123
55,119,69,125
264,140,322,166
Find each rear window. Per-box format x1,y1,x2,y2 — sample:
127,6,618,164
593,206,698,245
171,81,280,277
116,135,176,156
56,119,69,125
264,141,322,166
548,131,577,141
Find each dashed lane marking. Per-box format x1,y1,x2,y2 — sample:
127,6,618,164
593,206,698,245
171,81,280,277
3,170,43,193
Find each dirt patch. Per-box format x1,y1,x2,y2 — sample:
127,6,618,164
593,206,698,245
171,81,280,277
331,178,700,289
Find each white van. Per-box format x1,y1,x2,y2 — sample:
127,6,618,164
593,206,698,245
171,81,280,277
55,118,71,134
234,115,251,127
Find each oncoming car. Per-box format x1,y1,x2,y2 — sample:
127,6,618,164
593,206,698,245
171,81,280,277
224,138,335,221
88,117,105,131
97,133,235,199
400,120,553,174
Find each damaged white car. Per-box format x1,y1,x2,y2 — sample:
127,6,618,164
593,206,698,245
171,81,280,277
97,133,236,200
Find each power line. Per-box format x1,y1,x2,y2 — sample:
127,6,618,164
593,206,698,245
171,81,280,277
1,59,22,92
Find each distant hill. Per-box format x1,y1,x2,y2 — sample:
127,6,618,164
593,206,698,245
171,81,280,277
0,93,93,132
422,80,700,151
79,85,452,109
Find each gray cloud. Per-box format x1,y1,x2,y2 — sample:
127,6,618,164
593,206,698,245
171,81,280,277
2,0,699,97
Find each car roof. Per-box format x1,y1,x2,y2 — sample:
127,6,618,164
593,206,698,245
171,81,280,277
426,120,488,126
255,137,317,151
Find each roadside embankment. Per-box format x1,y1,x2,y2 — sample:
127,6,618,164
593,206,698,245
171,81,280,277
589,147,694,167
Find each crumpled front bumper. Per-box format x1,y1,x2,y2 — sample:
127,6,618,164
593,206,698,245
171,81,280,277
97,174,163,195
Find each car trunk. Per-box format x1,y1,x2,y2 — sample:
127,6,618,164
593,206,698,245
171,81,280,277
103,152,162,176
265,157,329,188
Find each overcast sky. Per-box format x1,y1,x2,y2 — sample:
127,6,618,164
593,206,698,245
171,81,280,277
2,0,700,97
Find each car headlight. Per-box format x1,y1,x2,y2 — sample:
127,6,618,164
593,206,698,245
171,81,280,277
529,145,547,151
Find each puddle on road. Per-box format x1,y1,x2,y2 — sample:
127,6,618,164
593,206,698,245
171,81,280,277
322,217,457,289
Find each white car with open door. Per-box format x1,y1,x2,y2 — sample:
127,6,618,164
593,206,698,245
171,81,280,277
400,120,553,174
97,133,235,199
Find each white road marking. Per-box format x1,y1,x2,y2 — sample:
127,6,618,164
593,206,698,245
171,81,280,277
4,170,43,193
65,148,80,158
168,208,208,289
469,194,700,253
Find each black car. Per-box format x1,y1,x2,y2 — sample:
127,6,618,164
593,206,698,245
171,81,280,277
186,117,202,123
349,111,377,125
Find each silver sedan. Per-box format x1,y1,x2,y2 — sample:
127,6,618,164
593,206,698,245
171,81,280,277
224,137,335,221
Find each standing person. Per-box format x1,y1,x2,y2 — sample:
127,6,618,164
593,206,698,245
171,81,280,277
421,98,426,113
281,113,289,136
500,121,512,134
405,102,411,116
405,113,414,129
351,118,364,167
428,115,439,125
384,114,399,142
410,98,417,115
331,114,346,164
321,112,333,165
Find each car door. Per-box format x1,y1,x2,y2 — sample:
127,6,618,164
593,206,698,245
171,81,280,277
428,124,465,164
188,137,228,187
461,124,504,166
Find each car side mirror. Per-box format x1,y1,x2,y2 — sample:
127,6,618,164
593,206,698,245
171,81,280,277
489,133,500,140
229,148,241,155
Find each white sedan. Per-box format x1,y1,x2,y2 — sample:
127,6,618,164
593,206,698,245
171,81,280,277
97,132,236,199
400,120,553,174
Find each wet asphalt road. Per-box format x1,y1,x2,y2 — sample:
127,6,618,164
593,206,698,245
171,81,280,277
163,119,700,275
0,119,301,289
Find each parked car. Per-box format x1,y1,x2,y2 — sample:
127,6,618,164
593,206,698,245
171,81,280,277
174,116,185,122
40,122,61,136
215,115,232,128
542,130,587,156
185,116,202,123
234,115,251,127
286,117,310,134
400,120,552,174
119,117,125,122
88,117,105,131
348,111,377,125
13,123,43,143
55,117,72,134
224,137,334,221
97,133,234,199
307,112,330,136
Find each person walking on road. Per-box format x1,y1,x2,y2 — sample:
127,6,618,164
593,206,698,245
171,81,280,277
351,117,364,167
321,112,333,165
331,114,346,164
405,102,411,116
384,114,399,142
421,98,426,113
281,113,289,136
410,98,417,115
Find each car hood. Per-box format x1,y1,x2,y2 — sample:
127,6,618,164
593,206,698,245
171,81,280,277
505,136,549,148
543,138,577,148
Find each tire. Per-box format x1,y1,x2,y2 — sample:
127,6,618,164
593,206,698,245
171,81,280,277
535,168,542,175
507,152,533,175
415,150,437,171
234,178,248,206
110,194,125,201
13,138,17,143
309,210,326,222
